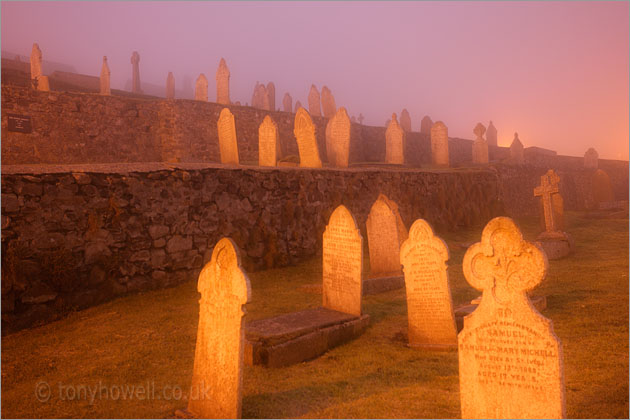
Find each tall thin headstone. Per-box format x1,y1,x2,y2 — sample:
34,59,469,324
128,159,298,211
321,85,337,118
217,108,239,164
308,84,322,117
366,194,408,276
251,82,260,108
187,238,251,419
294,108,322,168
584,147,598,169
430,121,449,166
400,219,457,349
385,113,404,164
282,93,292,112
165,72,175,99
216,58,230,105
266,82,275,111
195,74,208,101
322,205,363,316
326,107,351,168
459,217,565,418
486,120,498,147
510,132,524,164
30,43,42,84
420,115,433,135
258,115,279,167
257,84,269,110
100,56,111,96
294,100,302,113
131,51,142,94
472,122,489,164
400,109,412,132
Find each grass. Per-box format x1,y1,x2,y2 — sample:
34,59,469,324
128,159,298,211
1,211,628,418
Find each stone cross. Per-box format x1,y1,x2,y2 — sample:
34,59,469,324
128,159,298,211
400,218,456,349
100,56,111,96
282,93,292,113
321,85,337,118
584,147,598,169
258,115,279,167
216,58,230,105
166,72,175,99
486,120,498,147
459,217,565,418
294,108,322,168
195,74,208,101
510,132,524,164
430,121,449,166
420,115,433,135
308,84,321,117
472,122,489,164
534,169,561,233
385,113,404,164
400,108,411,132
366,194,408,276
217,108,239,164
131,51,142,94
322,205,363,316
266,82,275,111
187,238,251,419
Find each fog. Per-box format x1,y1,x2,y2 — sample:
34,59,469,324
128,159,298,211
2,1,628,160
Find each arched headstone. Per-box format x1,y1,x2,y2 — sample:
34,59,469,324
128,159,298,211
293,108,322,168
217,108,239,164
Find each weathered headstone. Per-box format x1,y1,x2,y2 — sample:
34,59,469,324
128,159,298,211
323,205,363,316
258,115,279,167
584,147,598,169
187,238,251,419
510,132,524,164
100,56,111,96
131,51,142,94
294,100,302,113
258,83,270,110
217,108,239,165
486,120,498,147
385,113,405,164
459,217,565,419
308,84,322,117
400,219,457,349
327,107,351,168
400,108,412,132
534,169,572,259
366,194,408,276
472,123,489,164
282,93,292,112
420,115,433,135
321,85,336,118
195,74,208,101
251,82,261,108
216,58,230,105
592,169,614,205
430,121,449,166
266,82,275,111
325,118,334,165
294,107,322,168
30,43,42,84
166,72,175,99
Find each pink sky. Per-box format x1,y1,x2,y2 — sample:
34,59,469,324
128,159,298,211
2,1,628,160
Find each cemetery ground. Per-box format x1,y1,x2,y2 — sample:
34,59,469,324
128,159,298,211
1,211,628,419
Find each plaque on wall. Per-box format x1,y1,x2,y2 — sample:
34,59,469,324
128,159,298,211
7,114,32,133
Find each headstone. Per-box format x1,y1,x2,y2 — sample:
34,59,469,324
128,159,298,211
366,194,408,276
258,115,279,167
195,74,208,101
251,82,261,108
257,83,270,110
294,101,302,113
282,93,292,112
472,123,489,164
30,43,43,83
400,108,411,132
420,115,433,135
325,118,334,165
322,205,363,316
327,107,351,167
584,147,598,169
385,113,405,164
486,120,498,147
510,132,524,164
166,72,175,99
592,169,614,205
217,108,239,164
294,108,322,168
459,217,565,419
100,56,111,96
358,113,364,125
266,82,275,112
187,238,251,419
131,51,142,94
321,85,336,118
430,121,449,166
216,58,230,105
534,169,563,233
400,219,457,349
308,84,322,117
37,76,50,92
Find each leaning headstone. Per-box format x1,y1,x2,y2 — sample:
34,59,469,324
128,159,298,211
217,108,239,165
294,107,322,168
266,82,275,111
534,169,572,259
327,107,351,167
294,100,302,113
430,121,449,166
165,72,175,99
195,74,208,101
366,194,408,276
131,51,142,94
486,120,498,147
216,58,230,105
187,238,251,419
100,56,111,96
584,147,598,169
282,93,292,112
459,217,565,419
258,115,279,167
510,132,524,164
400,108,412,132
385,113,405,164
472,123,489,164
308,84,322,117
420,115,433,135
400,219,457,349
321,85,337,118
323,205,363,316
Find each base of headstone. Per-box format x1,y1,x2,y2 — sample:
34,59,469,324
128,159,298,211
174,408,193,419
454,295,547,332
363,272,404,295
245,307,370,368
535,231,574,260
408,341,457,351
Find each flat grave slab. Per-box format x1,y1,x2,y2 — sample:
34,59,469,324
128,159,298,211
363,273,404,295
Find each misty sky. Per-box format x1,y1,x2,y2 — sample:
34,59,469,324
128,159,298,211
1,1,628,160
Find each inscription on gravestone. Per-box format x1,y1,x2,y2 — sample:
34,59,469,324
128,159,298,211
7,114,32,133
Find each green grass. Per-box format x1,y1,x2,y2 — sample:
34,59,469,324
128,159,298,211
1,212,628,418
